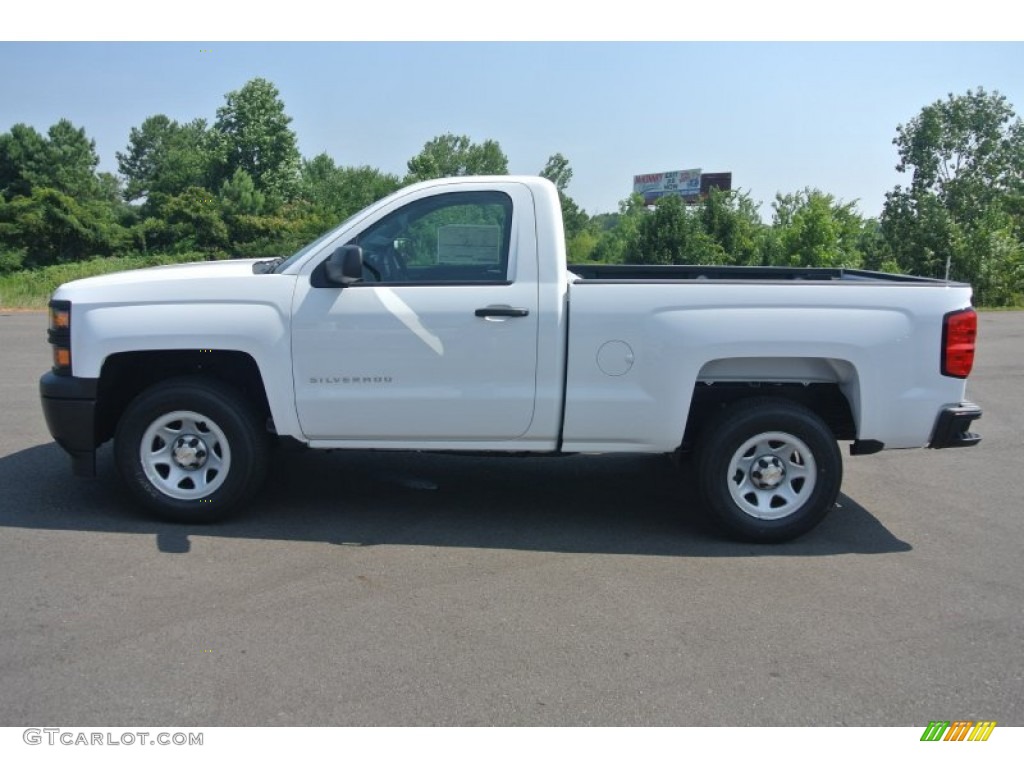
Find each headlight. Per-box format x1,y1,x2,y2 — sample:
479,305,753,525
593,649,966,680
47,299,72,375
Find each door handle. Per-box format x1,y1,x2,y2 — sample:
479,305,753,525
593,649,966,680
474,307,530,318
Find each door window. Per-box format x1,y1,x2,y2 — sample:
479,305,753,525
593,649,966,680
348,191,513,284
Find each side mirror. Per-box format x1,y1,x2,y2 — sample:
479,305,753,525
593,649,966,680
325,245,364,286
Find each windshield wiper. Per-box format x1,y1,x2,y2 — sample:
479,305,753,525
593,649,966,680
252,257,285,274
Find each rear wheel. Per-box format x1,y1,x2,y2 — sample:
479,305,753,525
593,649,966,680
115,377,270,523
696,398,842,542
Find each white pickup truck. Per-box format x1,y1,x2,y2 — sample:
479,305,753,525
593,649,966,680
39,176,982,541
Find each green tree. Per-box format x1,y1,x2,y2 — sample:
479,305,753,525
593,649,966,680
566,227,601,263
856,218,898,273
984,225,1024,305
219,168,266,217
590,194,646,264
155,187,228,253
299,152,342,210
217,167,266,247
405,134,508,182
299,153,401,220
540,152,573,192
117,116,213,204
0,120,129,267
626,194,724,265
97,173,123,205
211,78,301,206
893,87,1024,224
699,187,766,266
1,120,102,200
0,124,49,200
43,119,102,199
882,87,1024,303
0,187,124,266
881,188,954,277
771,189,864,268
540,152,588,240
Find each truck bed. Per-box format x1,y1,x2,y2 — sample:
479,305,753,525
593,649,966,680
567,264,956,284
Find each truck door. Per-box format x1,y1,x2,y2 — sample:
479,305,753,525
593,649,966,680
290,184,540,442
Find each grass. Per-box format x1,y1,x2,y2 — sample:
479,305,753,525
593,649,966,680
0,252,220,309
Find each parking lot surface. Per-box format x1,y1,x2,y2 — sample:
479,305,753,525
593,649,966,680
1,310,1021,725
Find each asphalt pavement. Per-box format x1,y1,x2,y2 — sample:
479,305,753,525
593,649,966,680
0,309,1021,726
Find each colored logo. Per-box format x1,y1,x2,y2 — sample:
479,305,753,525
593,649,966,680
920,720,996,741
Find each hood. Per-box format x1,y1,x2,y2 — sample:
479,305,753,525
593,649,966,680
52,258,292,306
64,258,266,289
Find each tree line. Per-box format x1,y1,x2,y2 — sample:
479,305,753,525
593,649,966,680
1,79,1021,305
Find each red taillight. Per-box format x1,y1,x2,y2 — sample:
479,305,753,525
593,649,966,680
942,308,977,378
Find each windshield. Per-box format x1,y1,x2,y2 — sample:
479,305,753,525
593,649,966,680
272,210,364,273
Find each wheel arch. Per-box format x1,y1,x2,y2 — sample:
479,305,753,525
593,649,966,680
96,350,272,445
683,356,860,450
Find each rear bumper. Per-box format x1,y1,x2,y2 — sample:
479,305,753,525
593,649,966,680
929,402,982,449
39,372,99,476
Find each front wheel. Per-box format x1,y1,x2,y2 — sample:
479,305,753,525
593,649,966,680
114,377,270,523
695,398,842,542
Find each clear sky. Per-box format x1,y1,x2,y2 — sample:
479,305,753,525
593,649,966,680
1,39,1022,220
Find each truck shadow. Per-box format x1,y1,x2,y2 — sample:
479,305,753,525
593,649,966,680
0,442,911,557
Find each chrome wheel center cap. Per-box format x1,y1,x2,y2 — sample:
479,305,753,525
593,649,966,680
172,435,209,469
750,455,786,490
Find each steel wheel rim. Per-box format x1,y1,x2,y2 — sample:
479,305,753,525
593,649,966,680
726,431,816,520
140,410,231,500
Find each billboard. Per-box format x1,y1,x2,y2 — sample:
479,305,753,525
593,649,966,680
633,169,702,205
699,172,733,197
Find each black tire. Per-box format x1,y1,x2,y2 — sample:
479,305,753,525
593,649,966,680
114,377,270,524
695,397,842,543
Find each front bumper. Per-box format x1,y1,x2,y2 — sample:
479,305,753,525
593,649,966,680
929,402,983,449
39,372,99,476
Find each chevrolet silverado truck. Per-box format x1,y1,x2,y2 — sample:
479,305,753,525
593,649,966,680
39,176,982,541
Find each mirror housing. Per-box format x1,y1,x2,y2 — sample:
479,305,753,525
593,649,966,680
325,245,364,286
